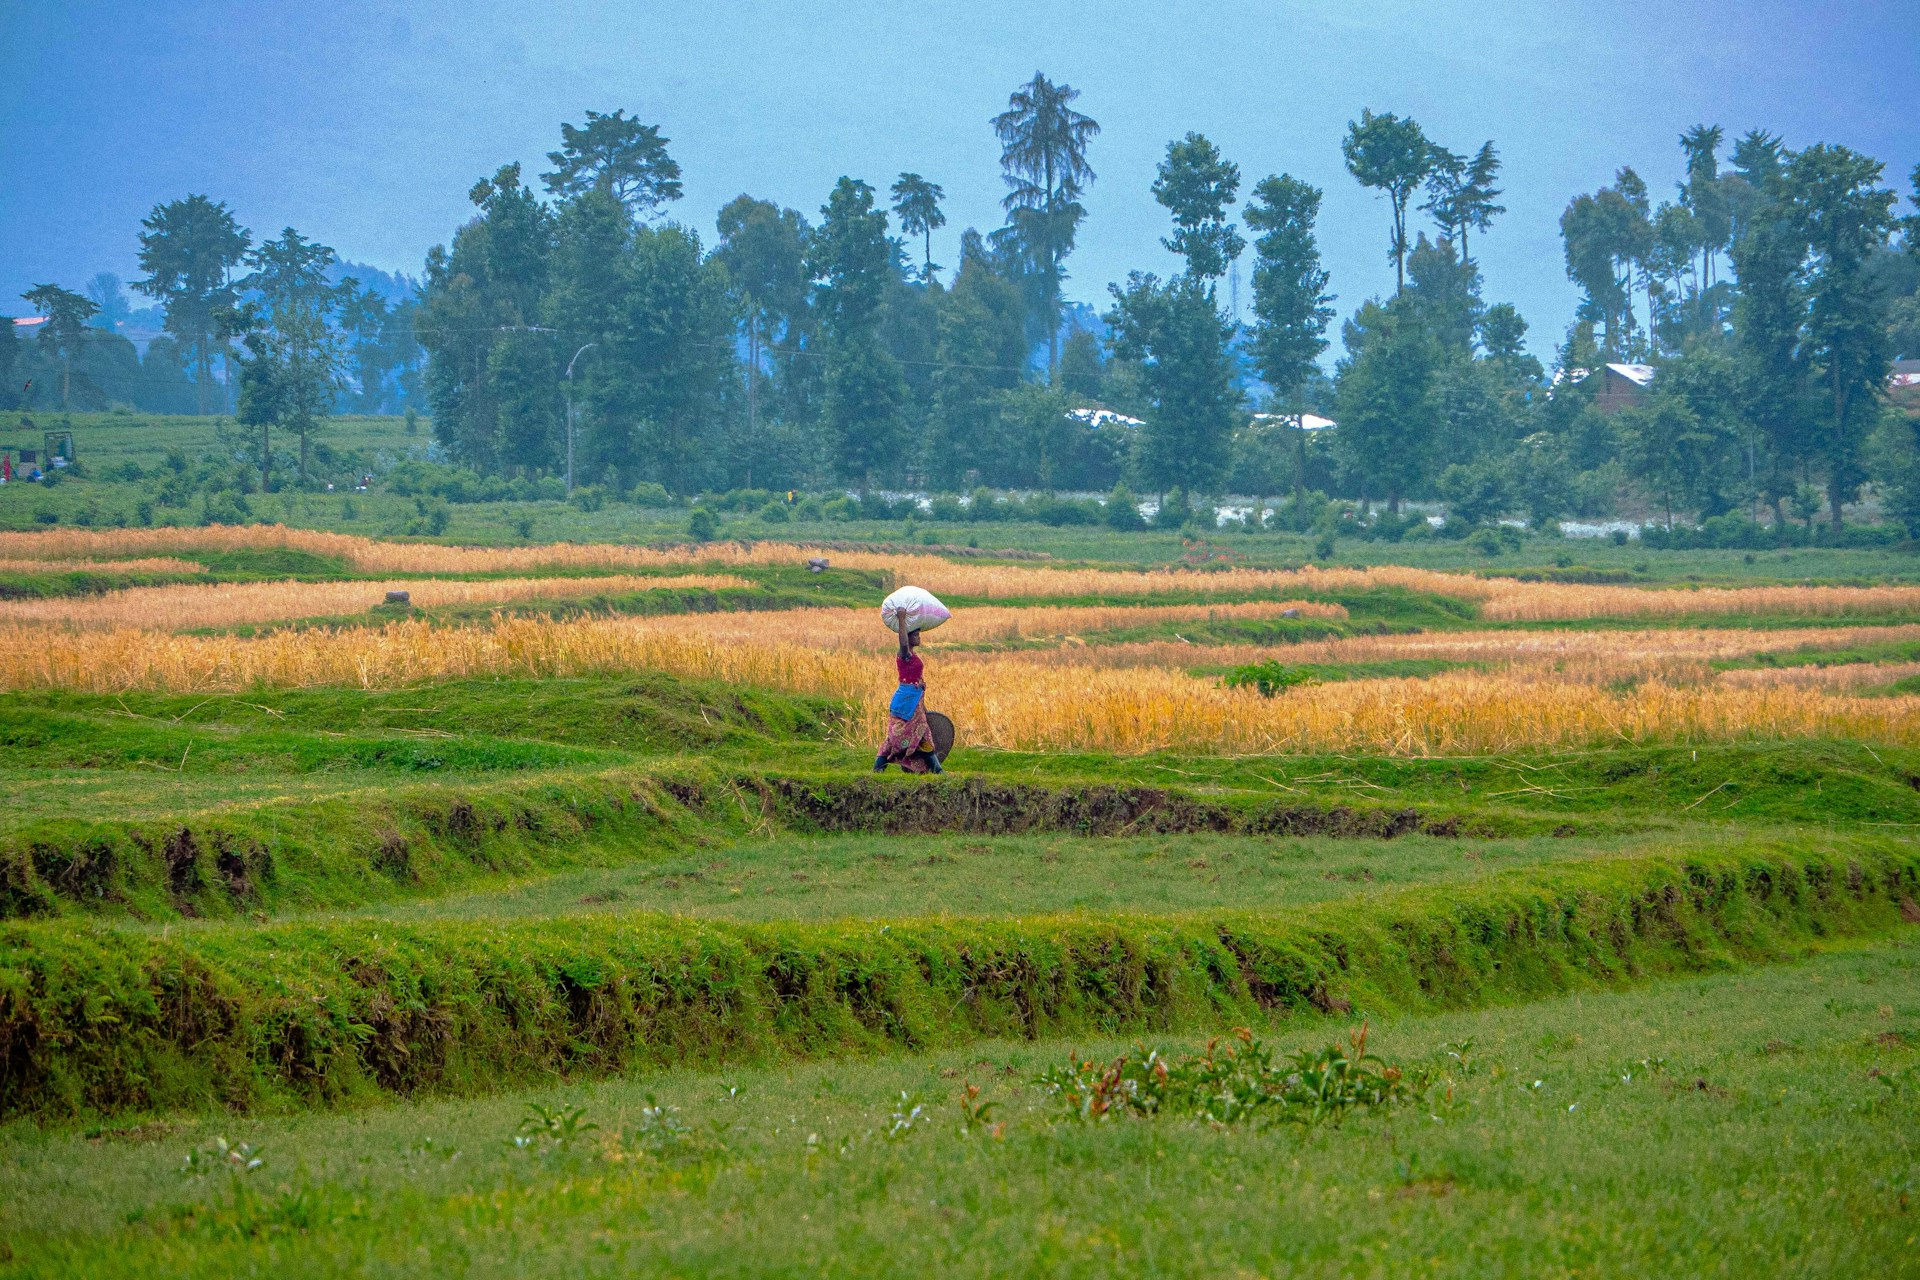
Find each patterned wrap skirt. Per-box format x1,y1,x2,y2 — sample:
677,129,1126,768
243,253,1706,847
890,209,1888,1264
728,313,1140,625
879,704,937,773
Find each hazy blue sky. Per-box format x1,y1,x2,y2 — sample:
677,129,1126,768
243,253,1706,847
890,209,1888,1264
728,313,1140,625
4,0,1916,357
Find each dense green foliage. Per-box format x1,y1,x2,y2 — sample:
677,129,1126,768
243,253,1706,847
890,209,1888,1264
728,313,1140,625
17,75,1913,538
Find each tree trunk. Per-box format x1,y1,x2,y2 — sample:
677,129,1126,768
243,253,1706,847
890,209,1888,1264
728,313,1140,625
196,335,212,416
745,317,759,488
1830,369,1849,535
1391,201,1406,293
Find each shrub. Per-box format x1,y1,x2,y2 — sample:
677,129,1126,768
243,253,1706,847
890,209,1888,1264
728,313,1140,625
629,482,673,508
405,497,451,536
1105,483,1147,531
1154,487,1190,530
687,507,719,542
927,494,967,522
758,500,790,523
968,487,1007,522
1221,661,1318,696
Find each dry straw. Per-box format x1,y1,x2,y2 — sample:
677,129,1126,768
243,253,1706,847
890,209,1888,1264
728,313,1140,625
4,526,1920,619
0,557,207,576
0,574,750,631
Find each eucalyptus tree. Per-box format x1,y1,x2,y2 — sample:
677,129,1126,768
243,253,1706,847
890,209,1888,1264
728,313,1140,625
418,164,559,470
237,228,348,481
889,173,947,281
1424,141,1505,264
541,110,683,219
927,230,1027,488
808,177,903,484
1679,125,1731,288
20,284,98,409
1106,271,1238,495
338,284,393,412
134,194,251,414
991,71,1100,380
1244,174,1334,496
1335,296,1439,514
1784,143,1899,532
1341,110,1433,292
1152,133,1245,284
1560,169,1653,356
1727,130,1809,519
714,195,811,480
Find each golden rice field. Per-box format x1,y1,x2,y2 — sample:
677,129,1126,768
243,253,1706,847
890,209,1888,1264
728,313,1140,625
0,573,750,630
989,623,1920,687
5,526,1920,621
5,530,1919,755
6,609,1920,756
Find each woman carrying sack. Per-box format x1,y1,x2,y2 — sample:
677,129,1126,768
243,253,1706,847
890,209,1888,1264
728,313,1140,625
874,586,949,774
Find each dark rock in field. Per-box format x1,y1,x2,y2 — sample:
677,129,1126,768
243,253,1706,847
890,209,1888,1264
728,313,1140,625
384,590,411,605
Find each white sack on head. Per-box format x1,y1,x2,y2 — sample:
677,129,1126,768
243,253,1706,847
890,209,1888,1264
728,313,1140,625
881,585,952,633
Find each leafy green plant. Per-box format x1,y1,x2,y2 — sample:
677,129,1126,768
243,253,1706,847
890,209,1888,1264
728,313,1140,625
958,1081,1001,1137
181,1136,265,1178
886,1091,928,1140
1034,1024,1414,1130
1221,661,1319,697
626,1094,691,1156
512,1102,598,1152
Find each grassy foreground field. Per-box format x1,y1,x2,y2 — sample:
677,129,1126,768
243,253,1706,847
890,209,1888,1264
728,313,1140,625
2,514,1920,1274
1,942,1914,1277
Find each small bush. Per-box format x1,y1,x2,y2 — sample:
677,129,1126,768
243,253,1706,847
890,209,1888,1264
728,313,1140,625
1035,1024,1413,1129
1221,662,1318,697
687,507,719,542
629,482,673,508
1105,484,1146,531
927,494,967,522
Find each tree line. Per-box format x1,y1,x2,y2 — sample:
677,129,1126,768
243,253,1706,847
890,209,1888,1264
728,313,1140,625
7,74,1919,535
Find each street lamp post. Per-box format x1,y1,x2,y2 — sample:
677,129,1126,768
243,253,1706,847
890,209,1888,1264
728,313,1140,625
564,342,597,495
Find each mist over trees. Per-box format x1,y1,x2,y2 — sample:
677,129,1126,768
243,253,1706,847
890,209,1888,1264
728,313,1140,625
10,76,1919,540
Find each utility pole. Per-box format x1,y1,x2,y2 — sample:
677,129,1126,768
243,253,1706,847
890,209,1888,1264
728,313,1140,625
564,342,597,495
